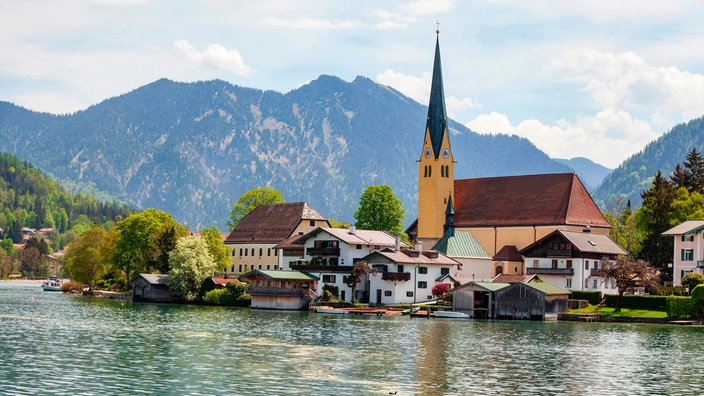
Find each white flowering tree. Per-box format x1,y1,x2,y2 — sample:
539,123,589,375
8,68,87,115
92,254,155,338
168,237,216,301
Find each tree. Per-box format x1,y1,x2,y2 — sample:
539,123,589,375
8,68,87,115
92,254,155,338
636,170,676,273
228,187,284,229
168,236,216,301
600,257,659,312
432,283,450,300
344,261,377,303
65,224,112,290
113,209,184,282
670,163,688,189
683,147,704,193
8,220,22,244
681,272,704,292
148,222,188,274
200,226,231,271
353,184,406,236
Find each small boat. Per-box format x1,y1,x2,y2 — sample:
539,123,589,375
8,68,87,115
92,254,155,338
41,278,63,292
401,306,420,315
433,310,470,319
315,306,348,314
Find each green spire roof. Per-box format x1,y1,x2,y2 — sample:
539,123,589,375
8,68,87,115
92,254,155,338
433,230,490,259
425,35,448,159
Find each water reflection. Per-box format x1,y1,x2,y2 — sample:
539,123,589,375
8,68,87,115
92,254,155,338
1,283,703,395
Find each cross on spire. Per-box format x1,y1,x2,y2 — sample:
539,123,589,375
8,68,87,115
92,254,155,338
436,21,440,34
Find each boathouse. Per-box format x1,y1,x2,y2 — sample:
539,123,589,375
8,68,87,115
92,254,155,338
239,270,318,310
132,274,183,303
493,281,569,320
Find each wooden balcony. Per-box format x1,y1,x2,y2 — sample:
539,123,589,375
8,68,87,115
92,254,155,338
306,247,341,256
526,267,574,276
290,264,353,273
381,272,411,281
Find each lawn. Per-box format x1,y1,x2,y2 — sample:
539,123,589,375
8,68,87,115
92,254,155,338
570,305,668,319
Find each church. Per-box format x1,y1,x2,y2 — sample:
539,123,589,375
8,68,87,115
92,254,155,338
409,31,614,281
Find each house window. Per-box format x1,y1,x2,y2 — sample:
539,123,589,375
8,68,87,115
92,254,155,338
552,260,558,269
593,261,599,269
230,265,234,272
310,220,315,226
682,249,694,261
406,291,414,297
274,250,278,256
239,248,243,256
585,260,589,270
418,281,428,289
566,260,573,269
232,250,236,256
356,245,362,249
259,248,263,256
384,290,392,297
267,265,270,270
566,278,572,288
398,265,404,273
593,279,598,288
251,248,255,256
440,267,450,275
267,249,271,256
244,249,247,257
322,275,336,283
418,267,428,274
533,259,539,267
238,264,242,272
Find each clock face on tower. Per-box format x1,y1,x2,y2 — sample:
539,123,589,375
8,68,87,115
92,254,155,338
424,148,431,158
441,148,449,158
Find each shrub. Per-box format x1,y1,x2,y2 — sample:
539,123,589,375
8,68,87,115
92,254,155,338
322,285,339,300
570,290,602,305
681,272,704,292
666,296,694,318
60,280,84,293
202,283,250,306
604,294,667,310
653,286,685,296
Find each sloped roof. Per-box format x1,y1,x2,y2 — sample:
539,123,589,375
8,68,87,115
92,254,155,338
519,230,627,256
293,227,408,248
492,245,522,262
211,277,245,286
224,202,326,244
364,249,459,266
526,281,570,296
662,220,704,236
426,35,449,159
239,270,319,281
453,173,609,228
433,230,491,259
136,274,169,285
492,274,539,284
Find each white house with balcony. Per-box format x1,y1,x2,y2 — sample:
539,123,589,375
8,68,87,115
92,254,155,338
519,229,626,294
277,226,408,302
662,220,704,286
363,249,461,305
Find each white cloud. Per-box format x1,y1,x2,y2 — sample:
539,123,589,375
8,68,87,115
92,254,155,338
547,49,704,128
404,0,456,15
264,17,360,29
174,40,251,76
467,110,658,168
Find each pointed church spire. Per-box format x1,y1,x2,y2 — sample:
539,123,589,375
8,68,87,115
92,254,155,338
426,31,448,159
443,194,455,237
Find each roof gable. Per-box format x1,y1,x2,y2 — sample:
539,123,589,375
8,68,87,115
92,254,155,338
225,202,326,244
293,227,407,248
492,245,522,261
662,220,704,236
453,173,609,228
433,230,491,259
519,230,626,256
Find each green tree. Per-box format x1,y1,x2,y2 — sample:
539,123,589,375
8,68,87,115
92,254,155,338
228,187,284,229
168,237,216,301
8,220,22,244
65,224,112,290
148,222,188,274
353,184,406,236
636,170,676,273
200,226,231,271
683,147,704,193
113,209,183,282
0,238,14,255
681,272,704,292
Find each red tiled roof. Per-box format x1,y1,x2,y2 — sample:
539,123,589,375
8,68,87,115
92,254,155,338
365,249,459,266
453,173,609,228
224,202,327,244
211,277,245,286
492,245,522,262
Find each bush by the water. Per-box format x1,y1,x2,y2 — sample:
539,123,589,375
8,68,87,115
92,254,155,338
604,294,667,310
666,296,695,318
654,286,686,296
94,277,127,291
681,272,704,291
570,290,602,305
202,283,250,306
60,280,84,293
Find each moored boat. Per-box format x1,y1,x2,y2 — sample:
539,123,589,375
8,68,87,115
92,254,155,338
434,310,470,319
315,306,348,314
41,278,63,292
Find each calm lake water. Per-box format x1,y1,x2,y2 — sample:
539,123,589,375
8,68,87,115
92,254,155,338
1,282,703,396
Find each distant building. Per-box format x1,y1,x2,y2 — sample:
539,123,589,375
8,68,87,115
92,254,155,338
223,202,329,276
239,269,318,310
662,220,704,286
132,274,183,303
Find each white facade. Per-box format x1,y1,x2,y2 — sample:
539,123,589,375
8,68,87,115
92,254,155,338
523,257,618,294
662,221,704,286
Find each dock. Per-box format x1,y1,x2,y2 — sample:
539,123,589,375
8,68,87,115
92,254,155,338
346,308,386,316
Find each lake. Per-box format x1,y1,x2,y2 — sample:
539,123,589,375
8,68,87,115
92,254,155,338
1,281,702,395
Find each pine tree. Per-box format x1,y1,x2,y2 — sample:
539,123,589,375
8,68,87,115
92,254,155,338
684,147,704,193
637,170,676,275
670,163,688,189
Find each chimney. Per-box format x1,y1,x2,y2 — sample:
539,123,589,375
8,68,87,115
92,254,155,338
349,225,356,234
395,235,401,251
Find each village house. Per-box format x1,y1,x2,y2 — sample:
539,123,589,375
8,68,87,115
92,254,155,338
519,229,626,293
662,220,704,286
363,248,460,304
408,33,615,278
223,202,329,276
238,269,318,310
493,281,570,320
452,281,510,318
280,226,408,302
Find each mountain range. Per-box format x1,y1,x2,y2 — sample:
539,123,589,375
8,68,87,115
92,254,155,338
3,75,692,230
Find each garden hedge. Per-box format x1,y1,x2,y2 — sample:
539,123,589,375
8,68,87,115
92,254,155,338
604,294,667,310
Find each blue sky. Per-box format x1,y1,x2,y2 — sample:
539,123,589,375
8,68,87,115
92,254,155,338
2,0,704,168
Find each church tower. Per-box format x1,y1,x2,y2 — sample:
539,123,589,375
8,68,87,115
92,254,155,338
417,30,454,242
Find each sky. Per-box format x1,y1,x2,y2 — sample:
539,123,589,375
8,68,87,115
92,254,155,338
2,0,704,168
